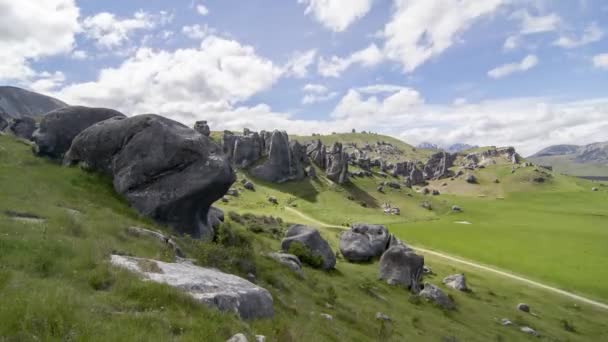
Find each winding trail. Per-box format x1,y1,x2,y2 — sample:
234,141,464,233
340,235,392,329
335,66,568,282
284,207,608,311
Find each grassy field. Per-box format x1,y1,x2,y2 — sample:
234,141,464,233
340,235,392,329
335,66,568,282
528,155,608,177
2,133,608,341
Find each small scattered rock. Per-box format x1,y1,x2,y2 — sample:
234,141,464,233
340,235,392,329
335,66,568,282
520,326,539,336
421,201,432,210
377,186,384,193
268,196,278,205
419,283,455,310
221,197,230,203
592,187,599,192
432,189,440,196
227,333,248,342
375,312,391,321
517,303,530,313
227,189,239,197
501,318,513,326
267,253,303,275
255,336,266,342
442,274,468,291
494,179,500,184
320,313,333,321
466,174,477,184
423,265,433,274
451,205,462,213
243,181,255,191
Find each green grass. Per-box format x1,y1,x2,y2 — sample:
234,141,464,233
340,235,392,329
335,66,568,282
2,134,608,341
528,155,608,177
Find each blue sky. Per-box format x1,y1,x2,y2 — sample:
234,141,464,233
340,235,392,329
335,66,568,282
1,0,608,154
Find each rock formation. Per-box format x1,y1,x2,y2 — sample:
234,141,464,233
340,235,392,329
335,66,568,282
339,224,391,262
7,117,36,140
280,224,336,270
110,255,274,319
325,142,349,184
65,114,235,239
193,120,210,136
423,152,456,180
250,130,305,183
33,106,125,159
379,245,424,293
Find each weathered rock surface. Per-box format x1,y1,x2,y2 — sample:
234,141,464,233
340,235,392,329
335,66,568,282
424,152,455,180
443,274,468,291
223,130,266,168
127,226,184,258
325,142,349,184
227,333,248,342
193,120,210,136
7,117,36,140
306,139,326,168
65,114,235,239
339,224,390,262
111,255,273,319
520,326,539,336
281,225,336,270
419,283,455,310
0,115,8,131
251,130,305,183
33,106,125,159
379,245,424,292
517,303,530,313
267,253,303,275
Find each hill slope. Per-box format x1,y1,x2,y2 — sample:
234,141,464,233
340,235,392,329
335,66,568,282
529,142,608,178
0,86,67,120
2,134,608,341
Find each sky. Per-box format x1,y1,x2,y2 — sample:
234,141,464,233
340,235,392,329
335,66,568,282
1,0,608,155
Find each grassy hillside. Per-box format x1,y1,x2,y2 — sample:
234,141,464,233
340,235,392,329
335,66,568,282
528,155,608,178
2,134,608,341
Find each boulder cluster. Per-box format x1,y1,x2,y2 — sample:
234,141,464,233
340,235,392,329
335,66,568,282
460,147,521,169
306,140,349,184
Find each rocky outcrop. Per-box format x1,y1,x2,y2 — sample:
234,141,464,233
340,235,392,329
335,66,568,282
33,106,125,159
378,245,424,293
306,139,326,168
423,152,455,180
65,114,235,239
326,142,349,184
110,255,273,319
222,129,266,168
193,120,210,136
7,117,36,140
280,225,336,270
339,224,390,262
0,115,8,131
419,283,455,310
443,274,468,291
463,147,521,168
251,130,305,183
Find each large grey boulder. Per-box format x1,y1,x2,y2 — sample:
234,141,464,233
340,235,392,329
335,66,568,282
193,120,210,136
339,224,390,262
33,106,125,159
110,255,273,319
419,283,455,310
443,274,468,291
280,225,336,270
65,114,235,239
251,130,304,183
326,142,349,184
306,139,326,168
0,115,8,131
7,117,36,140
379,245,424,292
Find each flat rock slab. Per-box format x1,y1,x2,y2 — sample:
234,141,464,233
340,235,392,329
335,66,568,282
110,255,273,320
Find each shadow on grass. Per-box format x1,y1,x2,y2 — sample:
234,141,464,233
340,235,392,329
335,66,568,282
343,181,380,209
247,172,322,203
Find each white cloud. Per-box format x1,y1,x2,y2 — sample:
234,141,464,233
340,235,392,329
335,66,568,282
382,0,505,72
318,44,383,77
285,50,317,78
302,92,338,105
71,50,88,60
503,35,520,50
196,4,209,16
57,36,283,124
0,0,80,81
593,53,608,70
453,97,468,106
182,24,214,40
29,71,66,93
332,87,423,119
554,23,604,48
82,11,155,49
303,84,328,94
515,10,561,35
488,54,538,79
356,84,408,94
298,0,372,32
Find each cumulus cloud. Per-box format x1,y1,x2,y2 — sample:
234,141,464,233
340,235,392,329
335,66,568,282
382,0,505,72
298,0,372,32
57,36,283,124
82,11,156,49
488,54,538,79
29,71,66,93
503,35,520,50
0,0,80,81
182,24,214,39
301,83,337,104
515,10,561,35
554,23,604,48
332,87,423,119
196,4,209,16
318,44,383,77
285,50,317,78
593,53,608,70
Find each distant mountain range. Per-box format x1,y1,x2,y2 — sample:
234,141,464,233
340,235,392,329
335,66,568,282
416,142,479,153
528,142,608,178
0,86,67,120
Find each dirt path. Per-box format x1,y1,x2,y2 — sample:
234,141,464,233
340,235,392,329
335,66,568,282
284,207,608,311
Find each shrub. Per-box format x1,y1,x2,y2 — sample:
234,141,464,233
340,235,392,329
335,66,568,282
287,242,323,268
